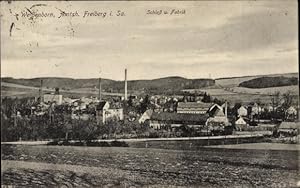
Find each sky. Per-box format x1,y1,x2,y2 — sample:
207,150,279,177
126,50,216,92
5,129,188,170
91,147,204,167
0,1,298,80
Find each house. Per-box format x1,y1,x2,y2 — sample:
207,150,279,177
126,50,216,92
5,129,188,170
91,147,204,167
285,106,298,120
80,97,95,104
96,101,123,124
150,112,209,129
139,109,153,124
237,106,248,117
73,99,88,110
104,108,124,123
206,105,230,129
278,122,300,136
177,102,213,114
208,104,224,115
71,112,91,121
43,93,63,105
235,117,247,131
251,103,262,115
63,97,74,105
263,104,275,112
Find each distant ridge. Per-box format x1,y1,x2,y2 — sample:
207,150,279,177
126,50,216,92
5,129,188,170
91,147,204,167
1,76,215,94
2,72,298,96
216,72,298,80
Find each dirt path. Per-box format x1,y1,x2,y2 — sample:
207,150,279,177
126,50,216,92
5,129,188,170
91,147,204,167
1,141,50,145
1,134,265,145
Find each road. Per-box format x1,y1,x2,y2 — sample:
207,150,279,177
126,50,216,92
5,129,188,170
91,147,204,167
1,134,265,145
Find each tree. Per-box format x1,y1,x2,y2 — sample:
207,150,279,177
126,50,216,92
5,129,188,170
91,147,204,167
282,91,293,110
213,98,224,106
202,92,212,103
140,95,150,113
72,118,100,142
106,117,122,139
127,96,133,107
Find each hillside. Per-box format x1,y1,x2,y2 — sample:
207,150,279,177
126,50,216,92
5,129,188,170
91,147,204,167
1,77,116,90
186,72,299,104
238,76,298,88
215,72,298,88
1,77,215,95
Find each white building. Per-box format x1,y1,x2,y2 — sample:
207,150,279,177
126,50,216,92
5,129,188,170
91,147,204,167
285,106,298,120
235,117,247,131
43,94,63,105
139,109,153,124
236,117,247,125
207,104,230,127
238,106,248,117
251,103,262,115
96,101,124,124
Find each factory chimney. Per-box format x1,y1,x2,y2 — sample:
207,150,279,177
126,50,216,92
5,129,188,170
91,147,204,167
225,100,228,118
98,77,102,101
124,69,127,100
39,79,43,103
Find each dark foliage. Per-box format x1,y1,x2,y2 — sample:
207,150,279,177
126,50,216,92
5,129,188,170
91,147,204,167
239,76,298,88
202,92,212,103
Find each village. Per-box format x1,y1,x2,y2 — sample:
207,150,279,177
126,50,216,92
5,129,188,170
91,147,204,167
1,1,299,187
1,69,299,144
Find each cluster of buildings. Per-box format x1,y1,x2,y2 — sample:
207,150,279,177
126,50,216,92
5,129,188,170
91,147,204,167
139,101,230,135
234,103,298,130
16,69,299,138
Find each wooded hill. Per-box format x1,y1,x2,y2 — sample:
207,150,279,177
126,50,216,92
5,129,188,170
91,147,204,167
238,76,298,88
1,77,215,93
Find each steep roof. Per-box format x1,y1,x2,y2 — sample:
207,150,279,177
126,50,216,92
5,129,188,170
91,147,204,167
144,109,153,117
96,101,108,110
151,112,209,124
209,105,224,117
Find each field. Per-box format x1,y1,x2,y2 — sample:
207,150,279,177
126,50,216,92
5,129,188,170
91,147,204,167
1,144,299,187
230,85,298,95
1,82,124,98
194,85,298,104
179,73,298,104
200,73,299,103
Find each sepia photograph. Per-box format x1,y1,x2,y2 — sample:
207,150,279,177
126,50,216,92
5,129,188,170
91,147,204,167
0,0,299,187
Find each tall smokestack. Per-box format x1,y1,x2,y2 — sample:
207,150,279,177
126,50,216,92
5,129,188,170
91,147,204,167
225,100,228,118
39,79,43,103
98,77,102,101
124,69,127,100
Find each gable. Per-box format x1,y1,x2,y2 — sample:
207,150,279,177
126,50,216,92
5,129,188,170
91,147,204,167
236,117,246,124
209,105,225,117
214,109,225,117
97,101,109,110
